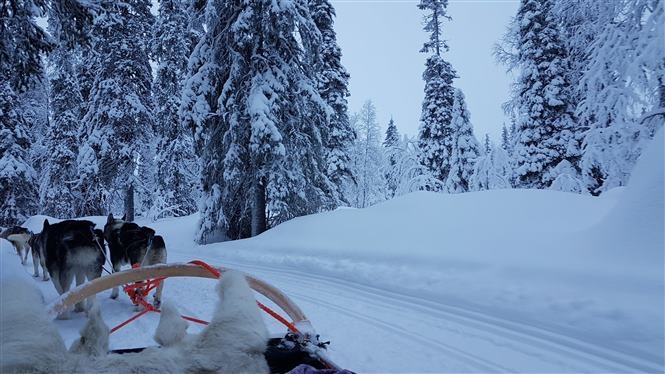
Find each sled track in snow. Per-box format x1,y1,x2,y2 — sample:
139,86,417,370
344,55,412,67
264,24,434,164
216,258,663,373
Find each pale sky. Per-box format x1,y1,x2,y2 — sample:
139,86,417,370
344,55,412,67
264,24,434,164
332,0,519,142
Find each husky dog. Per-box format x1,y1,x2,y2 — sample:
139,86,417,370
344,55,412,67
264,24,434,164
31,219,106,312
1,226,32,265
104,214,167,308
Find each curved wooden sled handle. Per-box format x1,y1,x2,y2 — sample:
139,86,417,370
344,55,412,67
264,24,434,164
45,262,308,324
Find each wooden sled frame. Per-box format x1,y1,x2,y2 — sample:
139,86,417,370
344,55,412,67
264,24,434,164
44,261,341,371
46,262,307,323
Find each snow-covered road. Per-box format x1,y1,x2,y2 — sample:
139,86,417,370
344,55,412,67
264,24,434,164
29,247,657,373
198,257,662,373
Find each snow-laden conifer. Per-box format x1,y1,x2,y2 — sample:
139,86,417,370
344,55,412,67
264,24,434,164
309,0,356,205
445,89,480,193
508,0,579,189
183,0,337,242
383,117,400,198
0,83,39,226
0,0,51,225
576,0,664,195
152,0,198,218
417,0,458,189
41,44,83,218
81,0,155,219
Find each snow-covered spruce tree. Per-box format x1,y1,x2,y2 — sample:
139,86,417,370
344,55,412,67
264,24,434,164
183,0,336,243
81,0,155,219
483,134,491,155
500,124,511,154
308,0,356,206
0,83,40,226
383,117,400,198
445,89,480,193
507,0,579,190
577,0,664,195
417,0,458,190
347,101,386,208
40,42,83,218
0,0,52,226
181,0,248,242
152,0,198,219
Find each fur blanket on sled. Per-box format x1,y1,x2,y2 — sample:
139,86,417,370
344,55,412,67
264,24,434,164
0,271,270,373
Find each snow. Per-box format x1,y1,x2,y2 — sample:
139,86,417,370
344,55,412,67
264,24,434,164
1,134,663,372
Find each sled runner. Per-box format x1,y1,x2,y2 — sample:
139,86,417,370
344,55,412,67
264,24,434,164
45,261,342,373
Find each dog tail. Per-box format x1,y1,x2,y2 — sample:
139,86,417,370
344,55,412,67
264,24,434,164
6,233,31,246
151,235,166,250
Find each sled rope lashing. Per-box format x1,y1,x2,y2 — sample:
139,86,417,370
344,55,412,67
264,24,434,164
110,260,300,335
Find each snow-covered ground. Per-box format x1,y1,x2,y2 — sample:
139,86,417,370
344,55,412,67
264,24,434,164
1,132,663,372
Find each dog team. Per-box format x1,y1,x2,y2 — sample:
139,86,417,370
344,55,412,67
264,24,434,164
0,214,167,311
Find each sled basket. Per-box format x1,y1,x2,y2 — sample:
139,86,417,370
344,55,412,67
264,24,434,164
46,261,343,373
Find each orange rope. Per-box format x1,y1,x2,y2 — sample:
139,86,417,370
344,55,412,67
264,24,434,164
110,308,150,333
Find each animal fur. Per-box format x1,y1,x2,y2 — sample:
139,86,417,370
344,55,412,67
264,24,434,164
0,277,68,373
31,219,106,313
104,214,167,308
0,271,270,373
1,226,32,266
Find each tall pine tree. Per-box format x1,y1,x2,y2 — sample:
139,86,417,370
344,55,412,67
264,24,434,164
41,42,83,218
309,0,356,206
383,117,400,198
152,0,198,218
444,89,480,193
0,0,51,226
81,0,155,219
417,0,457,190
182,0,336,243
508,0,579,189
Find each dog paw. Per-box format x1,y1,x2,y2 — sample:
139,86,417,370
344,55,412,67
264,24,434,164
43,276,50,281
33,273,39,278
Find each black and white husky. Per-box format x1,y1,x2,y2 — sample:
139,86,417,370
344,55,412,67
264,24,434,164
104,214,167,308
31,219,106,312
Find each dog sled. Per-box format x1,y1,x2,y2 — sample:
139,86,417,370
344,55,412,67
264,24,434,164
45,261,346,374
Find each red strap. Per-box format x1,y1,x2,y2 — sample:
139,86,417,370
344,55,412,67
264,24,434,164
110,308,150,333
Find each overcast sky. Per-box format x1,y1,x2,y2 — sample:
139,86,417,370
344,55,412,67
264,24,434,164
332,0,519,142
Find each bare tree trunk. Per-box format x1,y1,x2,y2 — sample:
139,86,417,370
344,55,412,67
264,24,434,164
251,177,266,237
124,184,135,222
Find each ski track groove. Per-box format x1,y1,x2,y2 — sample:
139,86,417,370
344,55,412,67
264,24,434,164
290,290,513,372
212,256,662,373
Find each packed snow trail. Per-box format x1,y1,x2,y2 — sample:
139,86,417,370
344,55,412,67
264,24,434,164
184,256,661,373
22,244,657,374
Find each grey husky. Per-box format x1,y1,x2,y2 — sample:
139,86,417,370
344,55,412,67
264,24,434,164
104,214,167,308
